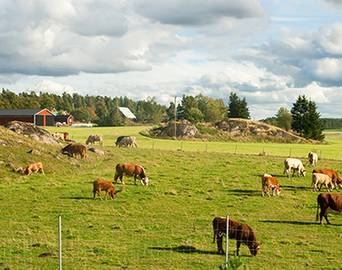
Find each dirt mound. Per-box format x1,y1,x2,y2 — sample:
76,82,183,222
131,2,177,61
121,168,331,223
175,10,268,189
4,121,62,145
149,119,199,138
215,118,308,143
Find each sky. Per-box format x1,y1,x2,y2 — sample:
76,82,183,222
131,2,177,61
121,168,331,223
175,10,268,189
1,0,342,120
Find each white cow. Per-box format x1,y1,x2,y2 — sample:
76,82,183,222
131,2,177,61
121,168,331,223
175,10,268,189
312,173,334,192
308,152,318,167
283,158,306,178
116,136,137,148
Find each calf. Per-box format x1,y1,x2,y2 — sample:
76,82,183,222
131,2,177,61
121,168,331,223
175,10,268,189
283,158,306,178
313,169,342,190
261,174,281,197
114,163,149,185
308,152,318,167
93,179,117,201
316,193,342,225
213,217,261,256
61,144,87,159
17,162,45,175
312,173,334,192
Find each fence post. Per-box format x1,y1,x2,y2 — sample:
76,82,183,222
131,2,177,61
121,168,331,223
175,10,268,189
289,148,292,157
205,144,208,152
59,215,62,270
234,145,237,155
225,215,229,269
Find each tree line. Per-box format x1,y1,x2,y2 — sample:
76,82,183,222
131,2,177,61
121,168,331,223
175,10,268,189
0,89,327,140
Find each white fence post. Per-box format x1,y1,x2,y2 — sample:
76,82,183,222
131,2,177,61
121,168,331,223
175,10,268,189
225,215,229,269
59,215,62,270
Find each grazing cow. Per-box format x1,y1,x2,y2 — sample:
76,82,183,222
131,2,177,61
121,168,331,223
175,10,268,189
313,169,342,190
115,136,126,146
86,134,103,145
316,193,342,225
93,179,117,201
17,162,45,175
261,174,281,197
61,144,87,159
283,158,306,178
114,163,149,185
116,136,137,148
308,152,318,167
312,173,334,192
63,132,69,140
52,132,64,140
213,217,261,256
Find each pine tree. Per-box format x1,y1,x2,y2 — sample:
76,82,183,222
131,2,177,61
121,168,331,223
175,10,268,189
227,92,250,119
291,95,325,141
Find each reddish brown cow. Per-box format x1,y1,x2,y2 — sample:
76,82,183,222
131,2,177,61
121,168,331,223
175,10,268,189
93,179,117,201
313,169,342,190
316,193,342,225
261,174,281,197
114,163,149,185
61,144,87,159
213,217,262,256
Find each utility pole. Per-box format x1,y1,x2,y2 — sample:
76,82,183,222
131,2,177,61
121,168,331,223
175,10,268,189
174,96,177,138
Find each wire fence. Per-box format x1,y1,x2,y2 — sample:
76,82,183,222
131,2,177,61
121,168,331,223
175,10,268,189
1,216,341,269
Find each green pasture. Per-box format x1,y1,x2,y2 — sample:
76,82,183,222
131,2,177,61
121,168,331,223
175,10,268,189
1,126,342,269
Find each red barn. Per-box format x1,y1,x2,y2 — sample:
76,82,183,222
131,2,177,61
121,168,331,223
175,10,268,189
54,115,74,126
0,109,55,126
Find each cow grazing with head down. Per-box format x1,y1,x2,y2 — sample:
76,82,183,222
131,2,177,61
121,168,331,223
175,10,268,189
316,193,342,225
116,136,137,148
213,217,261,256
114,163,148,185
93,179,118,201
283,158,306,178
308,152,318,167
261,174,281,197
86,134,103,145
16,162,45,175
61,144,87,159
313,169,342,190
312,173,334,192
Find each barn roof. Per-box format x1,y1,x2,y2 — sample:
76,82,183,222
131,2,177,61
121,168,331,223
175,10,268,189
0,109,53,116
118,107,136,119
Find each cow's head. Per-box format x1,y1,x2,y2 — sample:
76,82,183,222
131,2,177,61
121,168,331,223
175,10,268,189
249,242,262,256
301,169,306,177
110,190,116,200
14,167,22,173
275,188,282,196
142,177,149,185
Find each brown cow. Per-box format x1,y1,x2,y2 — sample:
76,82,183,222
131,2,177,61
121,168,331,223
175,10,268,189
261,174,281,197
61,144,87,159
316,193,342,225
313,169,342,190
213,217,262,256
17,162,45,175
93,179,117,201
114,163,149,185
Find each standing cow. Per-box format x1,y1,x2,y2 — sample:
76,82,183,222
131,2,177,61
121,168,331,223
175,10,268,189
116,136,137,148
308,152,318,167
313,169,342,190
316,193,342,225
283,158,306,178
114,163,149,185
213,217,262,256
86,134,103,145
261,174,281,197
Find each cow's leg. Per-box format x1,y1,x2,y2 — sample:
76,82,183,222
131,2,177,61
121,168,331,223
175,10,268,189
98,189,103,201
120,176,125,185
134,176,137,185
272,187,275,197
114,174,119,184
216,234,224,254
93,190,96,199
236,241,241,256
104,191,109,200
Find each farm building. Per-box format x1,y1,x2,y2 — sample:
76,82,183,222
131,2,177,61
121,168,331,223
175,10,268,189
54,115,74,126
110,107,136,122
0,108,55,126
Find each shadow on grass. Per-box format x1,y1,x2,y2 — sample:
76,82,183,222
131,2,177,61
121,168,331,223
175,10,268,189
59,197,93,200
225,189,261,196
260,219,342,226
149,245,218,255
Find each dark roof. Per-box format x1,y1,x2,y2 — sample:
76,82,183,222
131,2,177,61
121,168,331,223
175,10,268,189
54,115,73,120
0,109,52,116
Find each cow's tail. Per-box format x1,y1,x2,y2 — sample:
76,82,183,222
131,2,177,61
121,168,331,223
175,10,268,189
316,194,321,221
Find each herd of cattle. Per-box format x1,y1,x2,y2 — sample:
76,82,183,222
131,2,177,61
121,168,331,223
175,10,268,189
14,133,342,256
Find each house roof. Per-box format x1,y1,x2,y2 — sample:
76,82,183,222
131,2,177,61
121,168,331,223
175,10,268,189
119,107,136,119
0,109,53,116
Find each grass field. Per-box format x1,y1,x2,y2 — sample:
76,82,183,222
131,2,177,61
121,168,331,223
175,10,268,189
1,126,342,269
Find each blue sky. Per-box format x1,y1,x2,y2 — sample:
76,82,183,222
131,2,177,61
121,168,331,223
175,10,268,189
1,0,342,120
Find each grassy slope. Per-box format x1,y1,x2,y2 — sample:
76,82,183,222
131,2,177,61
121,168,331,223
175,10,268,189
1,126,342,269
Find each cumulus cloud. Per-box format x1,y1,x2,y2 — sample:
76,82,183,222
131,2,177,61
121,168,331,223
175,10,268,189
32,80,77,95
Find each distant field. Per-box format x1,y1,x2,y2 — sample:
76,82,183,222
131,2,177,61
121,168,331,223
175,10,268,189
1,125,342,269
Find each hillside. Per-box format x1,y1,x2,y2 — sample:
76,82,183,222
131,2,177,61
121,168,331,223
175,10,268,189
148,118,312,143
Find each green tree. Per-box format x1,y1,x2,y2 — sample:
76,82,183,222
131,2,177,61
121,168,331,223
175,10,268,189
276,107,292,131
203,98,225,122
227,92,250,119
291,95,325,141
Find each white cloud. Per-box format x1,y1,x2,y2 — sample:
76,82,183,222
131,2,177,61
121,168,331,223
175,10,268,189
32,80,77,95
